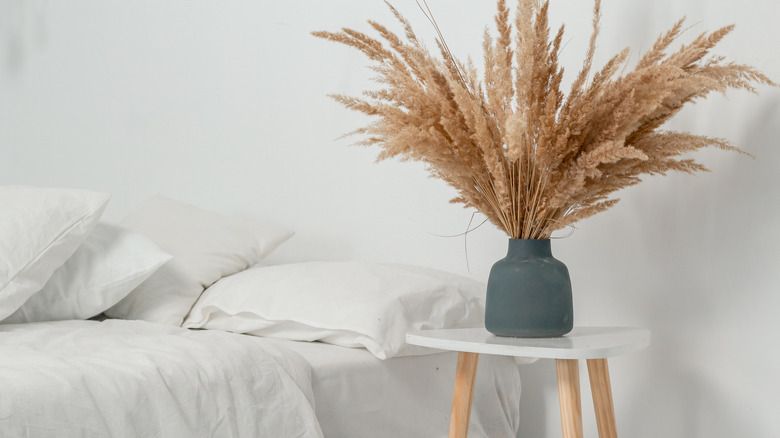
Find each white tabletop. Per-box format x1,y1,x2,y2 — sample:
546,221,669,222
406,327,650,360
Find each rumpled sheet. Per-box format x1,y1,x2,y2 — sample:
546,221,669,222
0,319,324,438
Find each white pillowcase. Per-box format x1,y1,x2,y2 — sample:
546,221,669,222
0,186,110,321
183,261,486,360
106,195,294,326
3,222,172,324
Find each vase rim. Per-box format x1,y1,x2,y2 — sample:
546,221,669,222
506,238,552,254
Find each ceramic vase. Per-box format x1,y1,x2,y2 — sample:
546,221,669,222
485,238,573,337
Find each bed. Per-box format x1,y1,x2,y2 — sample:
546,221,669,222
0,319,322,437
0,186,522,437
265,338,521,438
0,320,521,437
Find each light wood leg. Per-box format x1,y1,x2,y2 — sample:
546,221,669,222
587,359,618,438
448,352,479,438
556,359,583,438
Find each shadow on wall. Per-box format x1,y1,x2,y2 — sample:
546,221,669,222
0,0,48,74
513,96,780,438
622,96,780,437
624,342,768,438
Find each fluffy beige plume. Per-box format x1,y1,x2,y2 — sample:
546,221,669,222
314,0,776,239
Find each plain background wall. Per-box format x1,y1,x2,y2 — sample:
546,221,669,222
1,1,778,436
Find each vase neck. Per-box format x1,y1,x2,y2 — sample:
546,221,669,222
506,238,552,258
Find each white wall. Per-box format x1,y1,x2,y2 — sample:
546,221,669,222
2,1,779,436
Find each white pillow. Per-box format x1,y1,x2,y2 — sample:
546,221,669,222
183,262,486,359
106,195,294,326
2,222,172,324
0,186,110,321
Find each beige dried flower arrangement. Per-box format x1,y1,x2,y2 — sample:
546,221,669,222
314,0,775,239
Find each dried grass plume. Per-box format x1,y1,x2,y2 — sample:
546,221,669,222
313,0,776,239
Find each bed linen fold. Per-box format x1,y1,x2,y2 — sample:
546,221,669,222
0,319,323,438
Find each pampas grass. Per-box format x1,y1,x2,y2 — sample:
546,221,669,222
314,0,775,239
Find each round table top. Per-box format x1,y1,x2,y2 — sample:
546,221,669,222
406,327,651,360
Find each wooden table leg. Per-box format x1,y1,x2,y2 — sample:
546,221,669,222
587,359,618,438
556,359,583,438
449,352,479,438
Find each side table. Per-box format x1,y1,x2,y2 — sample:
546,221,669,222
406,327,650,438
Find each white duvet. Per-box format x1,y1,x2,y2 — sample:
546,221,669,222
0,319,324,438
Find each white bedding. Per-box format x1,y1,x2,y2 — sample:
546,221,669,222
0,319,323,438
267,339,522,438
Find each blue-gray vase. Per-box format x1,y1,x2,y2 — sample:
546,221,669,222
485,239,573,337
